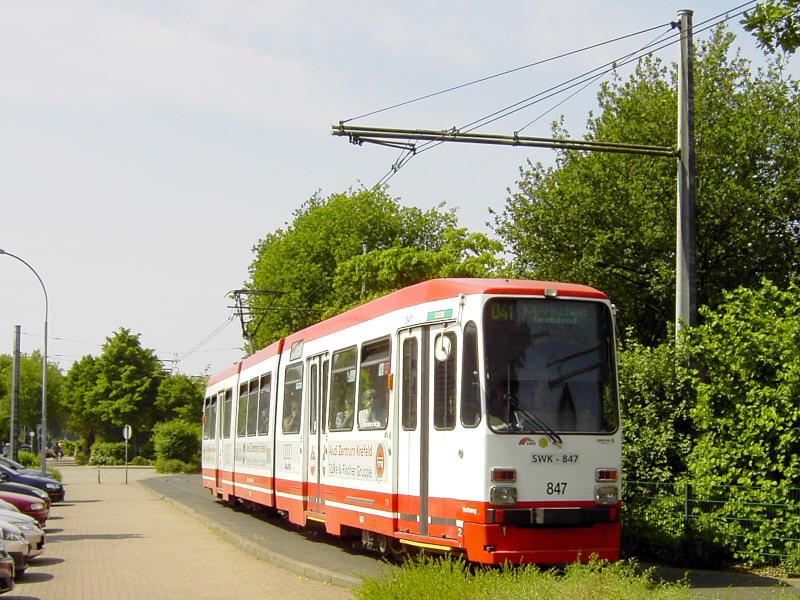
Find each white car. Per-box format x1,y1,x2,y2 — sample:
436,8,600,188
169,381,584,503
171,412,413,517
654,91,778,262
0,511,44,559
0,522,29,577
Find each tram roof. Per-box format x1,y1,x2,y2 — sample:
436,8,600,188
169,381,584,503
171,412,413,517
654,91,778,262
206,278,606,385
283,277,605,344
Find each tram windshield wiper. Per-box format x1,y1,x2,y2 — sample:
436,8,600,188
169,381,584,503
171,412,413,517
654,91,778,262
506,395,562,445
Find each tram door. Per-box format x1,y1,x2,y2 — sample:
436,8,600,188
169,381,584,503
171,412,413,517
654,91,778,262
306,354,328,514
395,326,436,536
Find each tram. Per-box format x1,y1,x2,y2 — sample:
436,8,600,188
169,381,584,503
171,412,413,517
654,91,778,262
201,278,621,564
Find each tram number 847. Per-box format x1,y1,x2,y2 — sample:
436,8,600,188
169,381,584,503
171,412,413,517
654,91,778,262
546,481,568,495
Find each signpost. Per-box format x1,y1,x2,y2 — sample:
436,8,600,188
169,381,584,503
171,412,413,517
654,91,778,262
122,424,132,484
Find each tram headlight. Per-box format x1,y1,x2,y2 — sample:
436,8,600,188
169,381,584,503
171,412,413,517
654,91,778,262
489,486,517,506
595,485,619,505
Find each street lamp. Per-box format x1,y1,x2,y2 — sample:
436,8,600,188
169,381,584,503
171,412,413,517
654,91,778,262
0,249,48,474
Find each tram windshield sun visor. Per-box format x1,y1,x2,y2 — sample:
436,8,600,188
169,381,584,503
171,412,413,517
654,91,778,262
483,298,618,435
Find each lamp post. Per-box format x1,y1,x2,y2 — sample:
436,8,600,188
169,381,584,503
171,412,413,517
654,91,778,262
0,249,48,474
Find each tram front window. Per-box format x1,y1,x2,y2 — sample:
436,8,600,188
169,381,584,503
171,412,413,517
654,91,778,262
483,298,618,435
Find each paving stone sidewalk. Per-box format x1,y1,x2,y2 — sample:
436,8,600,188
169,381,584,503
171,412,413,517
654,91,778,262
10,462,355,600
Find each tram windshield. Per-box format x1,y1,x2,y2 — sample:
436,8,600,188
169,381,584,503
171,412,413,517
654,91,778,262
483,298,618,435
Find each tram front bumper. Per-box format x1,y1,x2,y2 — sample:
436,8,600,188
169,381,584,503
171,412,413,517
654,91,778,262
462,520,621,565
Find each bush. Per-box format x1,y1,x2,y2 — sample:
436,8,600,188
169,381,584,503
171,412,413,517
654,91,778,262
73,447,88,465
155,458,199,474
14,451,62,481
153,420,201,464
89,442,128,465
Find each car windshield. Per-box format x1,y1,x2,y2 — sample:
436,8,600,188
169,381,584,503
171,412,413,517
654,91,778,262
483,298,619,435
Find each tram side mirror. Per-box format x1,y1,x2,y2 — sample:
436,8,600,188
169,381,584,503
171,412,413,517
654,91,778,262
434,334,452,362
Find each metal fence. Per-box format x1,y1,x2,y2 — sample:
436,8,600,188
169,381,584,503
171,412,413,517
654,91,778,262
623,480,800,565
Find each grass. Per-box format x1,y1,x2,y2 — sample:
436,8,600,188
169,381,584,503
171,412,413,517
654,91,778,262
354,555,694,600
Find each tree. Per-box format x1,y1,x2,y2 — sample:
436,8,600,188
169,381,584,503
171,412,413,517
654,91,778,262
60,328,163,455
246,187,503,349
493,26,800,344
60,355,103,456
0,351,64,446
155,374,204,424
743,0,800,54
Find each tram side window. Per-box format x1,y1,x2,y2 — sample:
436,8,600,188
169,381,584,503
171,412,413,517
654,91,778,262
401,338,418,431
282,363,303,434
257,374,271,435
329,347,357,431
309,363,318,435
222,389,233,439
246,378,259,436
433,332,457,430
322,359,329,432
461,322,481,428
237,382,248,437
203,396,217,440
358,337,390,430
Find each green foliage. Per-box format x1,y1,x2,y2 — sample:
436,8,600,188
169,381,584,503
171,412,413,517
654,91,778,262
617,335,694,482
621,488,688,566
355,555,691,600
153,419,201,464
155,374,204,423
89,441,128,465
0,351,65,443
60,328,200,462
14,450,62,481
73,447,88,465
155,458,199,474
743,0,800,53
493,26,800,344
684,277,800,489
247,187,503,349
782,543,800,576
679,276,800,563
61,328,164,453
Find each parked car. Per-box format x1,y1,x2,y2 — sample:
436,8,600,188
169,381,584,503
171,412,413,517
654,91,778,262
0,457,56,479
0,510,44,559
0,544,14,594
0,466,64,503
0,520,30,577
0,491,48,526
0,481,50,510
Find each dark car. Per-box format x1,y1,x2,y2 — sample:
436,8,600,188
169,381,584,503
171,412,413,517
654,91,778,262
0,481,50,509
0,457,56,479
0,544,13,594
0,466,64,503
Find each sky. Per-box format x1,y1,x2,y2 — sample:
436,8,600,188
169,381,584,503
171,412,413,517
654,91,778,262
1,1,795,379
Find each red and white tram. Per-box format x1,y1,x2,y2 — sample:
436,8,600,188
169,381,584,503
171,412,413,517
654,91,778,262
201,278,621,564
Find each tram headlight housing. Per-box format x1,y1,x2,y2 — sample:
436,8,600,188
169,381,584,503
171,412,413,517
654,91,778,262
595,485,619,505
490,486,517,506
